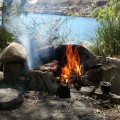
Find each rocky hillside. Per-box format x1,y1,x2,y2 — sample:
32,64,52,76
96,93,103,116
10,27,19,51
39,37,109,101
25,0,107,16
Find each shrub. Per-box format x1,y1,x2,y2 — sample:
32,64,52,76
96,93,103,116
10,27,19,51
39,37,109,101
0,28,14,49
90,0,120,57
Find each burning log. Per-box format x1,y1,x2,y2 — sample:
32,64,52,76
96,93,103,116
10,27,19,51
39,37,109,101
56,44,94,88
34,60,58,72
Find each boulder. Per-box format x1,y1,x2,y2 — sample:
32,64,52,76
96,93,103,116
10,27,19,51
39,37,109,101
101,57,120,70
0,42,27,62
29,70,57,93
86,67,101,86
101,57,120,95
29,70,46,91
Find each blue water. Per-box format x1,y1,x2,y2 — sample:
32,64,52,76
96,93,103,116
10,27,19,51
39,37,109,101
19,13,99,43
6,13,99,69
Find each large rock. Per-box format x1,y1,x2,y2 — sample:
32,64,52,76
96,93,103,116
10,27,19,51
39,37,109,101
101,57,120,70
29,70,57,92
86,67,101,86
101,57,120,95
0,42,27,62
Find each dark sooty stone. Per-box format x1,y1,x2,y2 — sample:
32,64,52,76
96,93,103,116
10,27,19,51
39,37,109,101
57,85,70,98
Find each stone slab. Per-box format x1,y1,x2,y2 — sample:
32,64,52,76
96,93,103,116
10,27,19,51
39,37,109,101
95,88,120,104
80,86,95,96
0,88,23,110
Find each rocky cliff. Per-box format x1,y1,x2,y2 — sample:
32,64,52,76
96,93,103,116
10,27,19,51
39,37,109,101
25,0,107,16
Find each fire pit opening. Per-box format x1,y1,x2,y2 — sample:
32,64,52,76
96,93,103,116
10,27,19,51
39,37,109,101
30,44,101,98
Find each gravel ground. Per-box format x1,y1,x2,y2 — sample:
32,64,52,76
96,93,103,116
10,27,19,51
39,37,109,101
0,87,120,120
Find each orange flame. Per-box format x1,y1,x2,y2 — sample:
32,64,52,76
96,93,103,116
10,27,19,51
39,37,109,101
61,44,82,83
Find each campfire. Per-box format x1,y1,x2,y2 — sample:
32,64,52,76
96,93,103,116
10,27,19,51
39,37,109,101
35,44,89,84
56,44,83,98
33,44,97,98
56,44,94,88
58,44,82,84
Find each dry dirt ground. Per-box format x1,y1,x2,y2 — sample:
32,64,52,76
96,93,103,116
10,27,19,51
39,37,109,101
0,87,120,120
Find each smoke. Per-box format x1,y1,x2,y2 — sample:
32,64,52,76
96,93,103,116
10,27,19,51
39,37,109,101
27,0,38,4
4,0,69,69
5,15,41,69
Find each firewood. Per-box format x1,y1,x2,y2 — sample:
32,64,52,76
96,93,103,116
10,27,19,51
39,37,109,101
34,60,58,72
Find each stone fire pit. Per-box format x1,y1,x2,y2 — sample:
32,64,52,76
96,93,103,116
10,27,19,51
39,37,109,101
0,42,120,114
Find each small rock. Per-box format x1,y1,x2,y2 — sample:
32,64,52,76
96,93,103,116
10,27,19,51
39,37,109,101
0,71,4,81
72,106,92,117
80,86,95,96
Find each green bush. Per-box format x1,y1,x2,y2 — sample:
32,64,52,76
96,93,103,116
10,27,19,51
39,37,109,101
90,7,101,18
0,28,14,49
90,0,120,57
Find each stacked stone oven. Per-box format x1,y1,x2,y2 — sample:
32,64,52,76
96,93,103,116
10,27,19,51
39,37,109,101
0,42,27,84
0,42,102,89
0,42,27,110
0,42,120,96
29,44,102,92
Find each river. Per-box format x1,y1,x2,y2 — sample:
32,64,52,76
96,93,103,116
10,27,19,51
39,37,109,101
5,13,99,69
6,13,99,45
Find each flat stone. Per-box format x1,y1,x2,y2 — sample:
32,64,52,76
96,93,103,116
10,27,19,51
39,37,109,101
80,86,95,96
95,88,120,104
72,101,85,107
72,106,92,117
0,88,23,110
